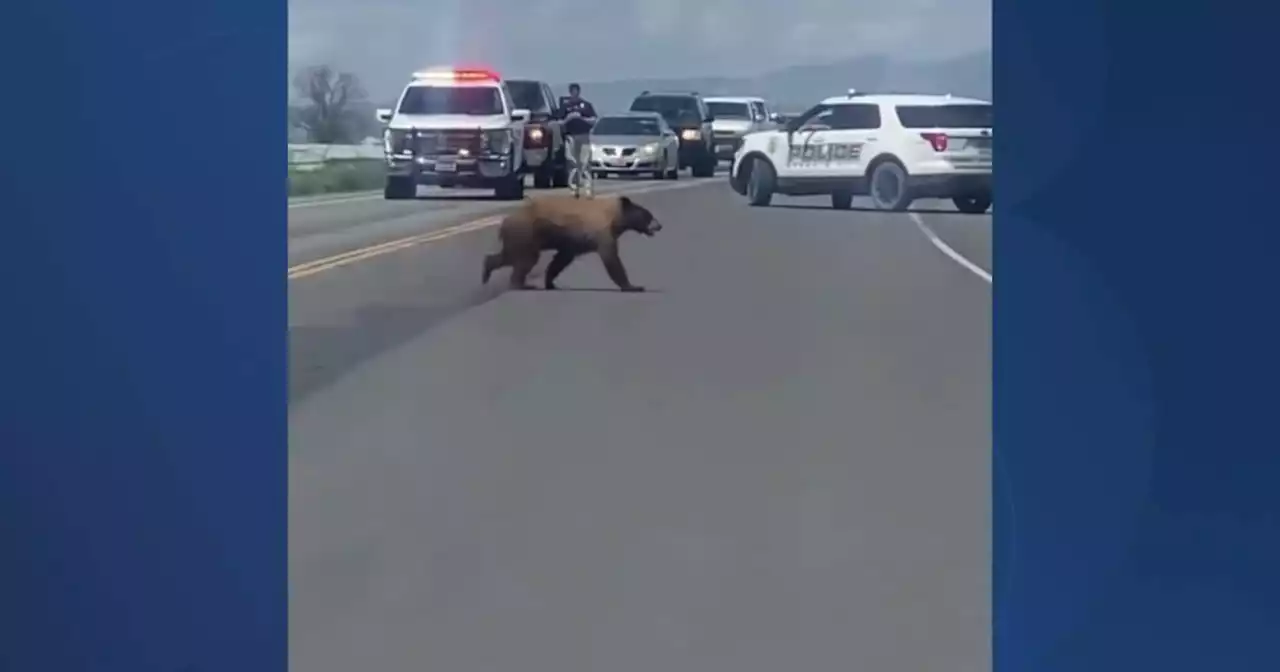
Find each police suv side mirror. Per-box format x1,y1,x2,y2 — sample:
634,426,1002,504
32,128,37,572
376,108,393,123
510,108,531,122
769,112,780,122
704,114,715,123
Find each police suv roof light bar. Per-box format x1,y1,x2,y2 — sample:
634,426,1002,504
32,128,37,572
412,67,501,82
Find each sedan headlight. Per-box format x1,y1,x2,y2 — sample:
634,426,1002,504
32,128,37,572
680,129,701,141
484,129,513,154
641,143,660,155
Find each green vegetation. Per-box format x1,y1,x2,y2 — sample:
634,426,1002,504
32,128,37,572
288,160,384,197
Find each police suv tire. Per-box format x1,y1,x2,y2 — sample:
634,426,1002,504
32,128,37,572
745,157,775,207
953,195,992,214
869,160,913,212
384,176,415,200
831,190,854,210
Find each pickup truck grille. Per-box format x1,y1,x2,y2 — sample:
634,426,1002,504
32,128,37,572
413,130,483,155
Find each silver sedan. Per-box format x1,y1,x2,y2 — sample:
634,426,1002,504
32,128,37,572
588,112,681,180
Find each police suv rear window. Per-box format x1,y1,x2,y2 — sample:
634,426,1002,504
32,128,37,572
894,104,992,129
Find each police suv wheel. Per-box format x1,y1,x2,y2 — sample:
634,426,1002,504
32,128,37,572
952,195,992,214
384,176,415,200
869,161,913,211
745,158,775,207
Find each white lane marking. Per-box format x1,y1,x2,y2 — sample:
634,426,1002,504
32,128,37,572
288,192,383,209
909,212,993,284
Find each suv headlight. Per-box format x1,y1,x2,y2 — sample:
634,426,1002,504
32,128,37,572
680,129,701,141
484,129,513,154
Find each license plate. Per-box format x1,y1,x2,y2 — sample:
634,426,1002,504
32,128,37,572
969,137,992,149
435,160,456,172
608,159,629,167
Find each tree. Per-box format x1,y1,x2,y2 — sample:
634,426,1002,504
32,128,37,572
290,64,370,144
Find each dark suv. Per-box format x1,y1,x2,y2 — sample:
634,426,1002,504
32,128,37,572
505,78,570,189
628,91,717,177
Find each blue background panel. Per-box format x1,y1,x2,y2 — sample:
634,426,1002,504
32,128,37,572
0,0,286,671
996,0,1280,668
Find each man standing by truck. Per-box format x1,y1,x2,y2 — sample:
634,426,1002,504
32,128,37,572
560,83,598,197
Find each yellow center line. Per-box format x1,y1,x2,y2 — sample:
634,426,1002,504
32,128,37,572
286,179,713,280
287,215,502,279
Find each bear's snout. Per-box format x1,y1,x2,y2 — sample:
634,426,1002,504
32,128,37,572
645,220,663,236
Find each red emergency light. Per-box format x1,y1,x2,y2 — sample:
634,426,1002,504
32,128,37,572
413,66,501,82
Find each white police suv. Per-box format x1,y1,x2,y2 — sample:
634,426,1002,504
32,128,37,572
376,67,531,200
729,91,992,213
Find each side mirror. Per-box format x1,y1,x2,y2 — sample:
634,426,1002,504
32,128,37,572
769,112,780,122
510,108,531,122
704,114,715,123
376,108,393,123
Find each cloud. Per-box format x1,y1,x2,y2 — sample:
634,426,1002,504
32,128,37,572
288,0,990,98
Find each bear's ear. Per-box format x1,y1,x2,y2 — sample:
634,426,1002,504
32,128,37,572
618,195,634,209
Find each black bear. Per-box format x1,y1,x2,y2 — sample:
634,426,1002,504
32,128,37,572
481,194,663,292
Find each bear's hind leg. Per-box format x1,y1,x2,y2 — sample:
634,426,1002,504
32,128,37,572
508,251,538,290
544,249,578,289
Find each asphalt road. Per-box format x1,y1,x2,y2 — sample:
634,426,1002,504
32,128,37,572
289,173,993,672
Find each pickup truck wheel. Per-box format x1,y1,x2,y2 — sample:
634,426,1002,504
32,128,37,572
383,176,415,200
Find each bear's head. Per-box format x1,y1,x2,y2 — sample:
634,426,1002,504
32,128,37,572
618,196,663,237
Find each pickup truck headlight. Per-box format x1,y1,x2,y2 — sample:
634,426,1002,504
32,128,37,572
384,128,410,154
680,129,701,141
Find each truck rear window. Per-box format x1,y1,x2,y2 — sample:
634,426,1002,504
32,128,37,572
895,104,992,129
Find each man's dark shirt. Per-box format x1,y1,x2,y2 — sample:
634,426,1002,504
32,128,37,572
561,97,597,136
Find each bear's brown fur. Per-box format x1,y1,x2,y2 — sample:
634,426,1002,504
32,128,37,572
481,194,663,292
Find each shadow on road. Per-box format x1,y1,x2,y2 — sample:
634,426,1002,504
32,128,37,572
289,285,506,402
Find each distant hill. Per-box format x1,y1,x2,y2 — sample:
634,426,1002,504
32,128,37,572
354,49,991,127
552,50,991,114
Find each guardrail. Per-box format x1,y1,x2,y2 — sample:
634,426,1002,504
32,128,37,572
288,143,384,171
